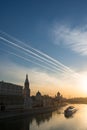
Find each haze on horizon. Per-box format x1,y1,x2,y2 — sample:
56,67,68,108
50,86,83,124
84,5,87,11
0,0,87,98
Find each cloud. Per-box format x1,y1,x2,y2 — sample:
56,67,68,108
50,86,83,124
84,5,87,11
53,24,87,56
0,31,85,97
0,60,64,95
0,59,80,97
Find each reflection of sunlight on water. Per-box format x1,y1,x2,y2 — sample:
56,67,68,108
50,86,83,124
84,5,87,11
75,104,87,129
30,104,87,130
1,104,87,130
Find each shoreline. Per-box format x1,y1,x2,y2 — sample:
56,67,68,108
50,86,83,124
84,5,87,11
0,106,58,120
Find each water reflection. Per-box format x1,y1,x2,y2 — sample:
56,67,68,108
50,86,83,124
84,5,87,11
1,104,87,130
0,117,32,130
0,112,52,130
64,113,74,119
35,113,52,126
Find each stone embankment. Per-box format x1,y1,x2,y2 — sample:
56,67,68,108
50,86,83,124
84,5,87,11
0,103,67,120
0,107,57,120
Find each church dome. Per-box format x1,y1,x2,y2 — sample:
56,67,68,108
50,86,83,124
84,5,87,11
36,91,41,97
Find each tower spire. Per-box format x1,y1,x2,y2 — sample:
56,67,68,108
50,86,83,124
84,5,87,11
26,74,28,80
25,74,29,87
24,74,30,96
24,74,31,108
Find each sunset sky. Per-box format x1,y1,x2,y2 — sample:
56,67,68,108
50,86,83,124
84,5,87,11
0,0,87,97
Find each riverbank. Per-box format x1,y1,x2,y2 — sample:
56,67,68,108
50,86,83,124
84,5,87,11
0,102,68,120
0,107,57,120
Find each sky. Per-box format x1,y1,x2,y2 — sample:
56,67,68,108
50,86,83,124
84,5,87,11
0,0,87,97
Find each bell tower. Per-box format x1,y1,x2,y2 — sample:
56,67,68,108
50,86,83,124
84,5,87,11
24,74,32,108
24,74,30,98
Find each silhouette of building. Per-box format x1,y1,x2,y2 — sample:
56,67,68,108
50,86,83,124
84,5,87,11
43,95,53,107
0,75,62,111
35,91,43,107
0,81,24,111
24,74,30,98
0,74,32,111
36,91,42,100
24,74,32,108
55,91,63,104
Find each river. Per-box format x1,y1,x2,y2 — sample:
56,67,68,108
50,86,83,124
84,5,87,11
0,104,87,130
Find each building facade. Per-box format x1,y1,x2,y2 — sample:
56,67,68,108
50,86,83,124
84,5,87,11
0,81,24,111
0,74,32,111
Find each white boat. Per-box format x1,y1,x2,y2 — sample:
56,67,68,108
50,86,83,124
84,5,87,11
64,106,77,117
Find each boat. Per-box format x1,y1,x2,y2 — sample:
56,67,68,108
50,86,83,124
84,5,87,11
64,106,77,117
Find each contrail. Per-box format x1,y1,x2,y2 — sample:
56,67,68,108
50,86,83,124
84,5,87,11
0,32,80,78
20,43,80,77
0,48,62,74
0,31,73,72
0,37,68,73
0,36,70,74
0,35,66,71
21,51,65,73
0,31,80,78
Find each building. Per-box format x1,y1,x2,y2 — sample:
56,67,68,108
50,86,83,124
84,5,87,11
35,91,43,107
23,74,32,108
0,74,60,111
55,91,63,104
0,81,24,111
0,74,32,111
36,91,42,100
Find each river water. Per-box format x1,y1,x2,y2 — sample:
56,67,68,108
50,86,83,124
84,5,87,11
0,104,87,130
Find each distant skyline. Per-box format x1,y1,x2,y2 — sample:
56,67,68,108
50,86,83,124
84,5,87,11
0,0,87,97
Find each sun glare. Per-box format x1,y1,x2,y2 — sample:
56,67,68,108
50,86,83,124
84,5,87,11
81,76,87,92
